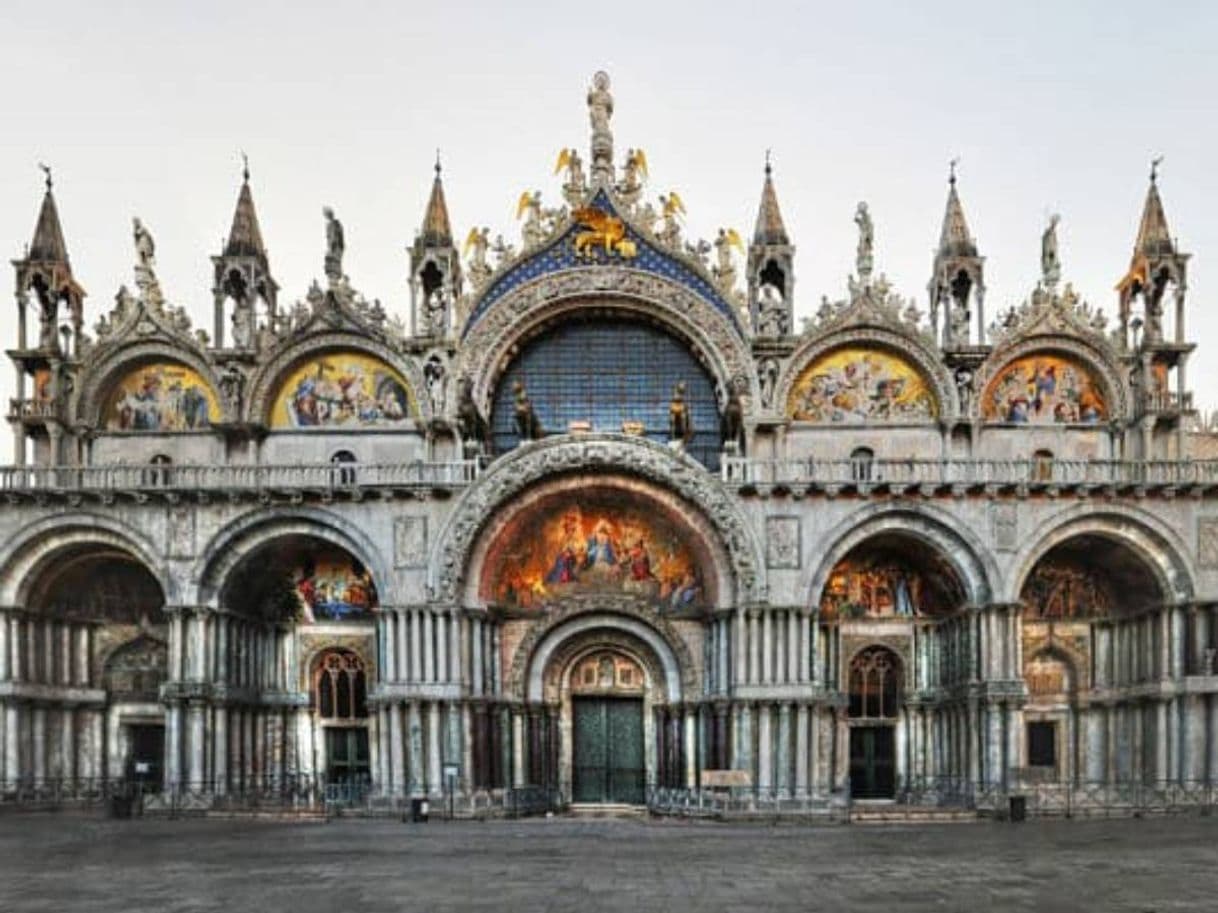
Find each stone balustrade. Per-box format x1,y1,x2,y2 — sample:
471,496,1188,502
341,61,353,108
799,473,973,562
721,456,1218,492
0,459,480,497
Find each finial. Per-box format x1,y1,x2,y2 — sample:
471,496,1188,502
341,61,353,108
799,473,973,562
765,148,773,177
435,148,442,176
240,150,249,183
1150,155,1163,184
949,157,959,187
37,162,52,191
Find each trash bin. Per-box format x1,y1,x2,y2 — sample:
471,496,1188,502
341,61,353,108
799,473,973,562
410,798,430,823
1009,795,1027,822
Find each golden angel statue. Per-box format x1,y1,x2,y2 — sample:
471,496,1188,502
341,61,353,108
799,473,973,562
555,148,586,204
713,227,744,292
657,192,686,250
617,148,648,202
516,190,545,249
463,226,492,290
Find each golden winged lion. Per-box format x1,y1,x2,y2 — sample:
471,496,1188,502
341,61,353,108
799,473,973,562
571,206,637,259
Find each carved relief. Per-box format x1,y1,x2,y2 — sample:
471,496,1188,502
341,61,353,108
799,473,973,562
991,503,1018,553
1198,517,1218,569
394,516,428,569
765,517,800,569
167,505,196,559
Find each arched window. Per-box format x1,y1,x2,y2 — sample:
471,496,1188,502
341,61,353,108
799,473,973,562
850,447,875,483
330,450,357,486
143,454,173,487
849,647,901,719
315,650,368,720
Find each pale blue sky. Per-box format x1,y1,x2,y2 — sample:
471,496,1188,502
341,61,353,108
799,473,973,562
2,1,1215,408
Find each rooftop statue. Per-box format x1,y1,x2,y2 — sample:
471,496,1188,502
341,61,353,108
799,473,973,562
587,71,614,185
854,202,874,280
131,217,164,308
323,206,344,282
1041,213,1061,288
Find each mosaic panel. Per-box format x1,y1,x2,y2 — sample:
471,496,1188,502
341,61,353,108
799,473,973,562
270,351,417,428
982,353,1106,424
786,347,937,422
103,362,220,431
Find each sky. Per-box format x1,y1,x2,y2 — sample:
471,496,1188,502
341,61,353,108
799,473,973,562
1,0,1216,411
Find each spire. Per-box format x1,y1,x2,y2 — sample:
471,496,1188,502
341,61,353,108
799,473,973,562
937,160,977,258
420,154,453,246
753,153,790,246
1132,157,1175,259
223,159,267,258
28,165,70,265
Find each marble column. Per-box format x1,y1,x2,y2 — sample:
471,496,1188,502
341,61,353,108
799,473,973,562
428,702,442,794
795,703,809,796
423,611,435,684
757,704,772,792
408,701,423,794
776,703,791,796
684,707,697,788
390,703,404,795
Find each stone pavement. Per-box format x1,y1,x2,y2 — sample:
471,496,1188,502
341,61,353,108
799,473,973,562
0,812,1215,912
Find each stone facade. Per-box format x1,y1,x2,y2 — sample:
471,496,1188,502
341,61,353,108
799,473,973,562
2,74,1217,812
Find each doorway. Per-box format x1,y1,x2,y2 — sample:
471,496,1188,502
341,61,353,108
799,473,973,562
126,723,165,788
572,697,644,804
325,728,371,790
849,725,896,799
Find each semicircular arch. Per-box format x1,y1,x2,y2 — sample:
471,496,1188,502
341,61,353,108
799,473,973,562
430,434,766,606
775,326,956,423
76,340,225,429
976,335,1127,424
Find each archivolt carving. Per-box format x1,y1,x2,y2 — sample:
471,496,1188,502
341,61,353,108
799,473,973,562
245,330,430,425
775,326,956,423
455,269,757,412
976,335,1128,422
431,434,766,604
505,595,698,701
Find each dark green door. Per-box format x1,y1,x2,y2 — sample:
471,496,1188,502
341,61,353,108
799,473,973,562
572,697,644,804
849,726,896,798
326,728,371,788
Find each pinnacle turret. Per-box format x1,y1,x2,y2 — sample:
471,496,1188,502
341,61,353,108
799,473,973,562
752,157,790,247
420,158,454,247
223,162,268,259
928,162,985,347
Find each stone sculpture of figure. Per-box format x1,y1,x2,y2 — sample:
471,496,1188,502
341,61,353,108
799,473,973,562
756,283,788,336
512,380,542,442
557,147,586,205
669,382,693,446
231,300,255,348
423,355,446,417
854,202,874,279
1041,213,1061,286
948,297,970,345
713,228,739,291
758,356,780,409
456,375,490,450
219,363,245,416
636,202,659,236
490,233,517,268
517,191,545,249
133,217,156,270
425,288,448,336
953,366,974,417
720,379,745,453
588,71,614,134
323,206,345,281
463,226,492,290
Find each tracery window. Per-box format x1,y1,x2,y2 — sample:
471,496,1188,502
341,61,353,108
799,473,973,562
315,650,368,720
848,647,901,719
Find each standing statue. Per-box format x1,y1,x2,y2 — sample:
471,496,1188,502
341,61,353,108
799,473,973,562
423,355,447,417
219,363,245,416
617,148,648,203
555,148,586,204
720,379,746,454
231,301,255,348
669,382,693,447
323,207,345,282
948,297,970,345
713,228,743,292
953,366,974,418
1041,213,1061,287
758,357,780,409
756,283,788,336
516,191,545,249
131,217,164,307
854,202,874,280
456,376,490,450
425,288,448,337
512,380,543,442
463,227,492,289
587,71,615,184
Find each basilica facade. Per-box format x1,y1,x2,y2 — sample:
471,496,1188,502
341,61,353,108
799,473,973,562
2,72,1216,814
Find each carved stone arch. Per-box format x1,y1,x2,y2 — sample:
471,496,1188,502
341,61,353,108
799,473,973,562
189,505,394,608
455,269,758,413
429,434,766,605
775,326,956,422
245,330,430,425
1007,505,1194,607
538,630,668,706
976,335,1129,422
299,640,376,695
75,338,225,427
0,512,173,606
509,601,695,703
1023,641,1085,696
802,503,999,613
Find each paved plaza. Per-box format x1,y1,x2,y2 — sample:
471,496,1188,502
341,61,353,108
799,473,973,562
0,813,1215,912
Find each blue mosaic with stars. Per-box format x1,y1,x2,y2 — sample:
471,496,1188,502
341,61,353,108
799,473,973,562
461,191,744,338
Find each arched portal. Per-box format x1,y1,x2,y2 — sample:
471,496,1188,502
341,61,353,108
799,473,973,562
1019,534,1162,620
847,645,903,799
489,315,722,468
818,532,965,620
312,649,371,795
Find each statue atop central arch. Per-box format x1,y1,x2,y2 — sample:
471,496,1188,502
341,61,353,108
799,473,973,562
587,70,615,187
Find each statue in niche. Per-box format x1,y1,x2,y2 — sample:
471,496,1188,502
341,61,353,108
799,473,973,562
948,296,970,344
721,378,745,453
756,283,788,336
423,355,446,417
669,381,693,446
323,206,345,281
231,301,255,348
1041,213,1061,287
954,366,975,418
512,380,542,442
425,288,448,336
854,202,874,279
456,375,490,449
758,356,780,409
219,363,245,416
29,276,59,350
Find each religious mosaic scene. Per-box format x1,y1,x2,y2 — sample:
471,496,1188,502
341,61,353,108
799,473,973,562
3,71,1218,828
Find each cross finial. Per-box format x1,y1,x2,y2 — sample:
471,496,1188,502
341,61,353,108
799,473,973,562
240,150,249,182
765,148,772,177
949,157,959,186
1150,155,1163,184
435,148,442,176
37,162,52,191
